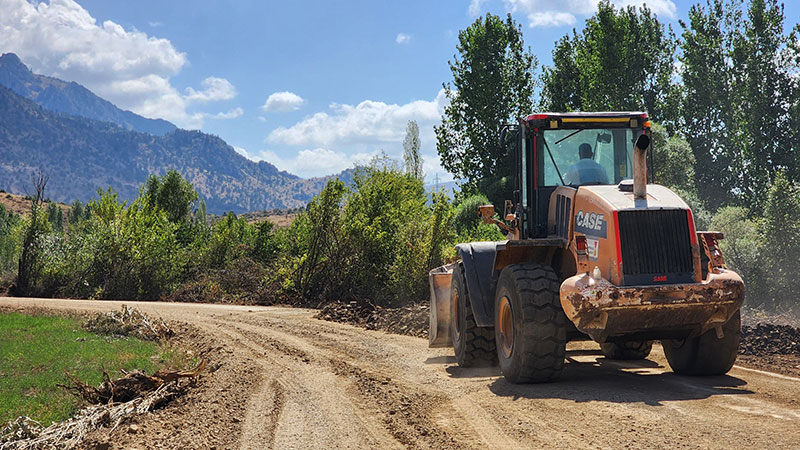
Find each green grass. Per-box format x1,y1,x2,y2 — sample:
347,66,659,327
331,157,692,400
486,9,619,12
0,312,179,426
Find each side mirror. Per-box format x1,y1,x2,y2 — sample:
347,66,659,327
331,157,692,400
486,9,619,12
635,134,650,150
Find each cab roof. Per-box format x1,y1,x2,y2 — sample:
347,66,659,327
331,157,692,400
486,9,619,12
525,111,649,128
526,111,647,121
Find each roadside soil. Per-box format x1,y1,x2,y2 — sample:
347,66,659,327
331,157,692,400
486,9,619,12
2,297,799,449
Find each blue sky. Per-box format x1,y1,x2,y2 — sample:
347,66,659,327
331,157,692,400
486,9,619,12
1,0,798,180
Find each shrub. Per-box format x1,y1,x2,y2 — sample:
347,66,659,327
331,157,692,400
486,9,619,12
759,172,800,310
452,194,490,233
711,206,763,304
0,205,21,276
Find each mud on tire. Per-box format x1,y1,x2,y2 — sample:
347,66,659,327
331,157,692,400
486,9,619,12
451,263,497,367
494,263,566,383
600,340,653,360
662,310,741,376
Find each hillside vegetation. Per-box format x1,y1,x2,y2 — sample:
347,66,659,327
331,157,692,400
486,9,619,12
0,165,500,306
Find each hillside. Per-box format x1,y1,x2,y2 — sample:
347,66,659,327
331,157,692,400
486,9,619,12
0,53,176,136
0,85,332,213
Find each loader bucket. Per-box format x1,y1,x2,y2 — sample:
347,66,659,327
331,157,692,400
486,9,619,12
428,264,454,348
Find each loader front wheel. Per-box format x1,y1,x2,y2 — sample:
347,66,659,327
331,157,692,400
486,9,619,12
451,263,496,367
662,310,740,376
600,340,653,360
494,264,566,383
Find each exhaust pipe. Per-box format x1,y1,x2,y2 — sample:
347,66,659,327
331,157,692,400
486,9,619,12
633,134,650,199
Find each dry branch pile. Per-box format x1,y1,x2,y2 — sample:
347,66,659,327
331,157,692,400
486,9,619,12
84,304,173,341
0,362,205,450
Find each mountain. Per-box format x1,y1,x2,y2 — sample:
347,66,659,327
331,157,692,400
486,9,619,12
0,53,176,136
0,85,333,213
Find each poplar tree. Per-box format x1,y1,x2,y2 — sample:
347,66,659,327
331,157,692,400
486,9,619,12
435,13,536,198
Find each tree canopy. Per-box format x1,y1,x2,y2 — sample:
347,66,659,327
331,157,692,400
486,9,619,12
540,1,679,129
435,13,536,196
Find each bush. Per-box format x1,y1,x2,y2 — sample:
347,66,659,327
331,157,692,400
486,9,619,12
711,206,764,304
0,204,21,276
453,194,490,233
451,193,505,247
759,172,800,310
651,123,696,193
8,165,501,309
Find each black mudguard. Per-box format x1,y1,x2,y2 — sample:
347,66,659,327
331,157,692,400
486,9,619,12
455,242,501,327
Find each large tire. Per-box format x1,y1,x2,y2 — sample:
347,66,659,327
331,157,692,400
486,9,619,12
600,340,653,360
494,263,566,383
451,263,497,367
662,310,741,375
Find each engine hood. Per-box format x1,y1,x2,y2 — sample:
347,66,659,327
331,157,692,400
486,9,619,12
579,184,690,211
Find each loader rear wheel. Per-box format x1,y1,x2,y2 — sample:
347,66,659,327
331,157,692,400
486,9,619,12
494,264,566,383
451,263,496,367
662,310,741,376
600,340,653,360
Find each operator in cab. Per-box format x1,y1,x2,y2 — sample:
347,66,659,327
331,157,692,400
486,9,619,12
563,143,609,186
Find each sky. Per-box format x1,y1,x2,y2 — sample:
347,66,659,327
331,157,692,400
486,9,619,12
0,0,798,181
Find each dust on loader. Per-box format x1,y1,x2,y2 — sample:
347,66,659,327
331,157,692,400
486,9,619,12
429,112,744,383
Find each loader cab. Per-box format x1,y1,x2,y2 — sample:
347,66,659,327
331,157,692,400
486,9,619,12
512,112,651,239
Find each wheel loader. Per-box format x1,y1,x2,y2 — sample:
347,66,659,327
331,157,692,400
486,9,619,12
428,111,744,383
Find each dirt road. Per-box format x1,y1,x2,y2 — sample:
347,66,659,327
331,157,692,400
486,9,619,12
3,297,799,449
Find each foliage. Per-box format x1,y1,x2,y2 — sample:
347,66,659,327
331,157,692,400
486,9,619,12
199,212,254,270
402,120,423,179
0,204,21,275
650,123,696,194
16,203,51,297
680,0,799,209
759,172,800,309
453,194,490,233
436,13,535,200
711,206,763,299
710,173,800,311
143,169,198,224
540,1,679,129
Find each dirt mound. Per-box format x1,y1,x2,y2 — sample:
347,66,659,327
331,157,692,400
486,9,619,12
740,323,800,356
316,301,428,338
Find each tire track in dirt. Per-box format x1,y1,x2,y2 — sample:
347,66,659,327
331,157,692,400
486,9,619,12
199,316,402,449
212,315,528,449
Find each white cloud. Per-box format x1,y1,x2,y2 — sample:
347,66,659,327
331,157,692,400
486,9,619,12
267,89,449,147
212,107,243,120
185,77,237,103
148,21,163,28
502,0,676,28
468,0,489,16
526,12,577,27
0,0,235,129
613,0,677,18
395,33,412,44
261,91,305,112
233,146,254,159
258,148,379,178
262,90,451,180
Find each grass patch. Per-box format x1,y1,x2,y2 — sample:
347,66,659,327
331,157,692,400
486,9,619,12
0,312,182,426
